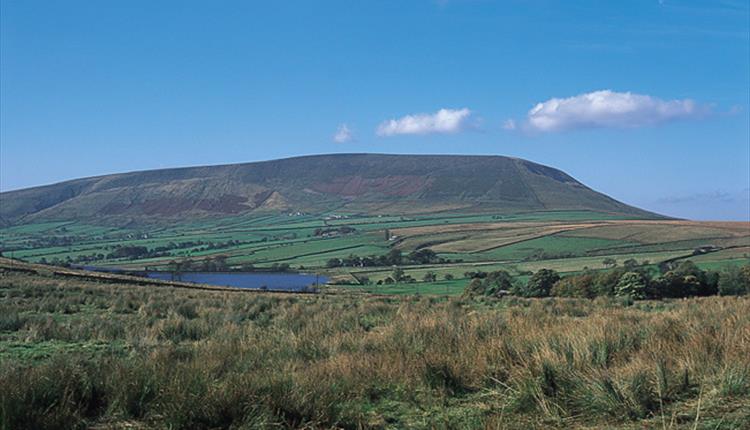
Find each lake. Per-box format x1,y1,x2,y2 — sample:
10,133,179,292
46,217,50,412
76,266,326,292
143,271,326,292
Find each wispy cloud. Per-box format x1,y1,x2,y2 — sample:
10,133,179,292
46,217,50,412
502,119,516,130
333,124,354,143
656,190,742,205
376,108,472,137
525,90,709,132
651,188,750,221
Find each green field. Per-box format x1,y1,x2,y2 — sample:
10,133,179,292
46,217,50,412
1,211,748,296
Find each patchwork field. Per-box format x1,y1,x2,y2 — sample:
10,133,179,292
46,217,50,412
1,211,747,295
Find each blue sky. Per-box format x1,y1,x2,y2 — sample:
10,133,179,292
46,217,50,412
1,0,748,220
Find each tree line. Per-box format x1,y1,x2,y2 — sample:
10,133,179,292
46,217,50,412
326,248,448,268
464,260,750,299
166,257,292,273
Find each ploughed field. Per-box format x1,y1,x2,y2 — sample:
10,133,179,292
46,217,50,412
1,261,749,429
1,210,748,295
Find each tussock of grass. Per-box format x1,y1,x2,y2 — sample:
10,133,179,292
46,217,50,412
1,271,749,429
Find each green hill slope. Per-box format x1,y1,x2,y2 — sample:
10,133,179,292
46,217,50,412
0,154,659,225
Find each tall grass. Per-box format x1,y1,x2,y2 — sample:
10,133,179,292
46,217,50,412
1,271,748,429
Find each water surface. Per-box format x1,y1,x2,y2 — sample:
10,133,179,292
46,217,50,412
144,271,326,292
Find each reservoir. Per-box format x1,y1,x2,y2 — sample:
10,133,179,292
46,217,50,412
144,272,326,292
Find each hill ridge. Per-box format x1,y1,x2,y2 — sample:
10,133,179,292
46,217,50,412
0,153,659,225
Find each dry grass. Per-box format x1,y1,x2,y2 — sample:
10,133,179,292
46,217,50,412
395,223,605,254
1,268,749,429
393,220,750,255
561,221,750,244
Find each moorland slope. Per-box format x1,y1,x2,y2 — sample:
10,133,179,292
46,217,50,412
0,154,658,225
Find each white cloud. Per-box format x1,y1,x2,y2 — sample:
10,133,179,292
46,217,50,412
502,119,516,130
526,90,707,132
376,108,472,137
333,124,353,143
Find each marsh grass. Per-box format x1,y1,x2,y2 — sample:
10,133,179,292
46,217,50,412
0,270,748,429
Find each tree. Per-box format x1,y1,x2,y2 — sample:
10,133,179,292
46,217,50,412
326,258,342,268
602,257,617,268
464,271,487,279
392,267,405,282
422,272,437,282
386,248,403,266
592,268,626,297
214,255,228,271
444,273,454,281
519,269,560,297
551,273,596,298
718,265,750,296
408,249,438,264
616,272,648,299
623,258,639,270
181,259,195,272
483,270,514,295
463,278,485,298
270,263,291,272
462,270,516,298
200,257,216,272
650,261,718,298
673,261,717,296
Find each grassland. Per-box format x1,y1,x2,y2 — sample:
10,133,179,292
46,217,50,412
1,261,749,429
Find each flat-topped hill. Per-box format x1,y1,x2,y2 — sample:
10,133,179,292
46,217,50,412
0,154,658,225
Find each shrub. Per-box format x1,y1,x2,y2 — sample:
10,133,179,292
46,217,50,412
176,302,199,319
0,311,27,331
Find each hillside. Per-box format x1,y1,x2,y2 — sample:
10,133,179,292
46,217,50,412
0,154,658,225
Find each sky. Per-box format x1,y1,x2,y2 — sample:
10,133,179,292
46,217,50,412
1,0,748,221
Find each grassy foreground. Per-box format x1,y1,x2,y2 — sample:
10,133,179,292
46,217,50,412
1,268,749,429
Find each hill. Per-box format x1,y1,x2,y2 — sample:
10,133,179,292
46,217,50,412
0,154,658,225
